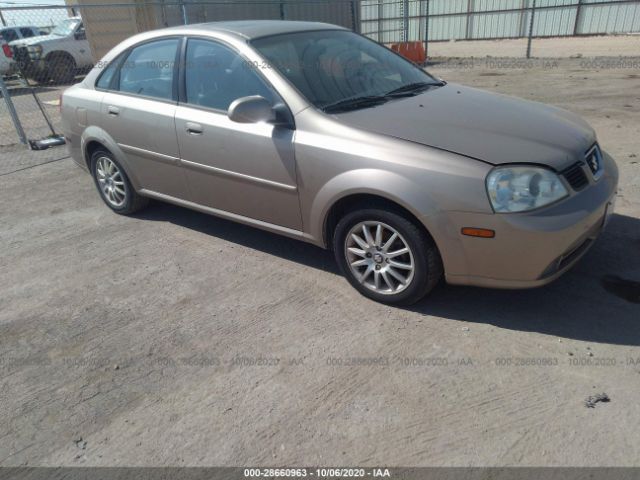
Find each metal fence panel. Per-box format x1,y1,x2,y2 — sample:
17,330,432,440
580,0,640,33
360,0,640,43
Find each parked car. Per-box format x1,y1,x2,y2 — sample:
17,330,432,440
10,17,93,83
61,21,618,305
1,25,43,76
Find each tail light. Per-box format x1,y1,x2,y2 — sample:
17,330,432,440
2,44,12,58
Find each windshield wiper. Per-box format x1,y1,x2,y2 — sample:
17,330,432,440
322,95,388,113
384,81,445,97
322,80,446,113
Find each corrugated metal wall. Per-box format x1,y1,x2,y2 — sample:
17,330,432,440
361,0,640,43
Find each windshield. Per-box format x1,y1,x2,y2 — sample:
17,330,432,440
251,30,440,111
51,18,80,36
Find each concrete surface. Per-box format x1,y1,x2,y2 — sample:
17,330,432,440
1,58,639,467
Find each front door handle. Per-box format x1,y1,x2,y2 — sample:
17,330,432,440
185,122,203,135
107,106,119,116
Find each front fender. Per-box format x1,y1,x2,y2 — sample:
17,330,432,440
309,168,443,247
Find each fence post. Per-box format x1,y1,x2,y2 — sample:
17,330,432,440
377,0,383,42
180,1,188,25
0,77,27,145
350,1,357,32
279,2,285,20
526,0,536,58
573,0,584,35
402,0,409,41
424,0,429,60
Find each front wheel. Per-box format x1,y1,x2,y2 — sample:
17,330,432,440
47,54,75,84
333,209,443,305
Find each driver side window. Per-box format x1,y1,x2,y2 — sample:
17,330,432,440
184,38,275,112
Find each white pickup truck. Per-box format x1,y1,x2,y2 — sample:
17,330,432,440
10,17,93,84
1,25,44,76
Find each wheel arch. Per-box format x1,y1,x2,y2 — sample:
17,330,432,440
312,169,443,251
80,127,141,190
323,193,436,251
44,49,76,65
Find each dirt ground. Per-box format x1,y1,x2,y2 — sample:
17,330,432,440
1,58,639,467
429,34,640,58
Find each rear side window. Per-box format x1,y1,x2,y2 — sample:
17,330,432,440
1,29,18,43
118,38,179,101
96,56,121,90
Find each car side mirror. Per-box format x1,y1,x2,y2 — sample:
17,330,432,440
228,96,275,124
74,30,86,41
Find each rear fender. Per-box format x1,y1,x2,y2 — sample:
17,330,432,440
81,126,141,190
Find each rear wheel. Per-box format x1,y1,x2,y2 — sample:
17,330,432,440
90,149,148,215
333,208,443,305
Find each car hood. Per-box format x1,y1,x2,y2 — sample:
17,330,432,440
335,83,596,170
9,34,57,47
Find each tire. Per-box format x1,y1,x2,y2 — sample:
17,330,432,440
90,149,149,215
333,208,443,306
24,69,48,84
47,53,75,84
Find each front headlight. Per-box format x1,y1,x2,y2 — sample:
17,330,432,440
27,45,42,58
486,165,568,213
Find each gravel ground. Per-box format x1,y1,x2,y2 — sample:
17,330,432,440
1,58,639,467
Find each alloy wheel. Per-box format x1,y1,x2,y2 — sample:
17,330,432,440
95,156,126,208
344,221,415,295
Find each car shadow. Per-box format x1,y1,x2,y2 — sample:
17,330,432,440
138,204,640,346
136,202,338,274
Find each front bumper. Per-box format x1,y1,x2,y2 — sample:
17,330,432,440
442,152,619,289
12,46,45,75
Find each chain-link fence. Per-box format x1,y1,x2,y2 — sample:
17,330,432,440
1,0,639,153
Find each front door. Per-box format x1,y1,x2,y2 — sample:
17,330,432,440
175,38,301,230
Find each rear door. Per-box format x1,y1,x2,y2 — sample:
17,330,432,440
99,37,189,199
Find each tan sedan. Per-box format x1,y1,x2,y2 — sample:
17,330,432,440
61,21,618,305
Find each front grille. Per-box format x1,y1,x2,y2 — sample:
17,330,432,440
561,161,588,191
585,143,603,178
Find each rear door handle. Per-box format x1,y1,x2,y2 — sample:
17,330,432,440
185,122,203,135
107,106,119,116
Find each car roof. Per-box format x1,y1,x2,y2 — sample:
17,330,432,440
165,20,346,40
1,25,39,31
